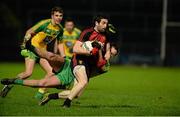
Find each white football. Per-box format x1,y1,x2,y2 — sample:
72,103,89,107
82,41,93,51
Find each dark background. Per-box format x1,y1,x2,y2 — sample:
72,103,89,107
0,0,180,66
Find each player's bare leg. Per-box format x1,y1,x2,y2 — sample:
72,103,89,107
63,65,88,107
1,75,61,88
39,79,81,106
0,58,35,97
17,58,36,79
39,66,88,107
35,58,53,100
59,79,78,98
39,79,76,106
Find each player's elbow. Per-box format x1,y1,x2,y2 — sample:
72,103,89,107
26,28,34,35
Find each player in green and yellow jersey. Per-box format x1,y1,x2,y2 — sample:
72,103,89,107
61,18,81,58
0,6,65,100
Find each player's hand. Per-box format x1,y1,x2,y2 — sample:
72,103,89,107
97,59,107,68
104,50,111,61
20,34,32,50
20,43,26,49
90,47,99,55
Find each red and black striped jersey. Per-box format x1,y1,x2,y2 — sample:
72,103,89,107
71,27,107,78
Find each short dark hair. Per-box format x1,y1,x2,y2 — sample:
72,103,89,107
51,6,63,15
92,14,109,26
65,17,74,23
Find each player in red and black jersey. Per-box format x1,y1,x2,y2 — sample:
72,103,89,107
60,14,112,107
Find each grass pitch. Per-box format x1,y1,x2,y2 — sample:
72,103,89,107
0,62,180,116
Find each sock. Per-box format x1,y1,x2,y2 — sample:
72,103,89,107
63,98,72,107
14,79,23,85
48,93,59,99
34,90,45,100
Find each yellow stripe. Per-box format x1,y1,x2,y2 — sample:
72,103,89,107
32,19,51,31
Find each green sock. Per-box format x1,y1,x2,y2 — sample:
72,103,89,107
14,79,23,85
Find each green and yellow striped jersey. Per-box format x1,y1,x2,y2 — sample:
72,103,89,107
31,19,63,49
61,27,81,57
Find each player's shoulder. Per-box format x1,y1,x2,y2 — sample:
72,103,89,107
74,27,81,33
32,19,51,30
84,26,93,31
74,27,81,34
81,26,94,34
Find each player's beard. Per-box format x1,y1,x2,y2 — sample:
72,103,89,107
99,28,106,33
98,25,106,33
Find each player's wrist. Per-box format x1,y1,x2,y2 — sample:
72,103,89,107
20,44,26,49
24,33,31,41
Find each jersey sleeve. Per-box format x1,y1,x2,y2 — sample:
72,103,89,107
74,28,81,39
78,28,92,42
31,19,50,33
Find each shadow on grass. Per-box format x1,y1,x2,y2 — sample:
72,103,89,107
74,104,139,109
